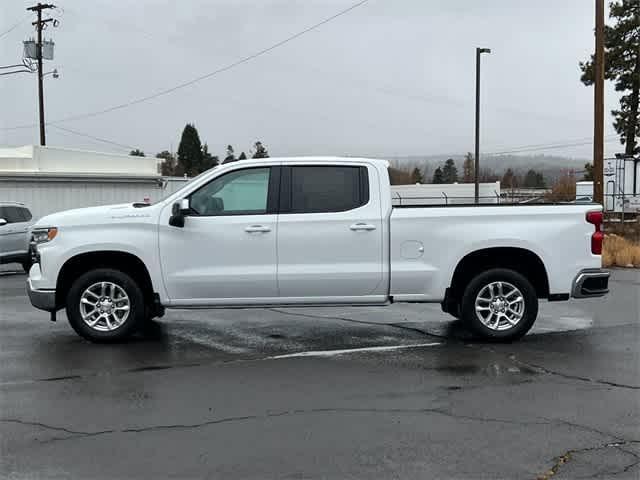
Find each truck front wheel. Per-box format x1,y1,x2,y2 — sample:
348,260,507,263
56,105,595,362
66,268,145,343
460,268,538,342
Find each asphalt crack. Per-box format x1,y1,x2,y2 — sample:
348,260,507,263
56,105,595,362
5,406,635,449
0,407,555,444
536,440,640,480
508,355,640,390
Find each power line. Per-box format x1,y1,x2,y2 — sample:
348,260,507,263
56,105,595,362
48,124,137,150
485,134,618,154
0,15,29,39
486,136,619,156
2,0,370,131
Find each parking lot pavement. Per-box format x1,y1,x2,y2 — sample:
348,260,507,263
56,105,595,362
1,269,639,479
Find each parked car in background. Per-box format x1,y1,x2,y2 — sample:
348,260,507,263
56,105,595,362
0,202,34,272
27,157,609,343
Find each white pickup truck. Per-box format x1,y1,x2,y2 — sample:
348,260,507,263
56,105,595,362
27,157,609,343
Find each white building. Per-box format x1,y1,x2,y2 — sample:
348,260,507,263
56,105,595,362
0,145,187,220
603,156,640,213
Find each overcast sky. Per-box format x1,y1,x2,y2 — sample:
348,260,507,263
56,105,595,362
0,0,624,160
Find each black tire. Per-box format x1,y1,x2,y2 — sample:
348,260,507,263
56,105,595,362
66,268,145,343
460,268,538,342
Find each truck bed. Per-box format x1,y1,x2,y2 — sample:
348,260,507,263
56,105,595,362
389,204,601,302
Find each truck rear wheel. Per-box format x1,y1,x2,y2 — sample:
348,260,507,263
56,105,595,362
460,268,538,342
66,268,144,343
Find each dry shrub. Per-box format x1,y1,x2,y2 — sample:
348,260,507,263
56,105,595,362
603,234,640,268
545,173,576,203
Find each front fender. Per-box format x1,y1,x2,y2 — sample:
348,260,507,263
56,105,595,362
34,223,165,299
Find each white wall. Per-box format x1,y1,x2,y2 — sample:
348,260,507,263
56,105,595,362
0,145,159,176
0,178,173,220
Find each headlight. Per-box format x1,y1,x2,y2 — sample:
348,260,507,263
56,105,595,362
31,227,58,244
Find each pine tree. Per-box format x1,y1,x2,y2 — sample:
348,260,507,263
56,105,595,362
223,145,236,164
410,167,424,184
442,159,458,183
432,167,445,184
177,123,204,176
462,152,475,182
252,141,269,159
523,169,540,188
201,143,219,171
583,163,594,181
580,0,640,154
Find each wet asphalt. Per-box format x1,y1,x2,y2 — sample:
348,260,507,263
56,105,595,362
0,268,638,479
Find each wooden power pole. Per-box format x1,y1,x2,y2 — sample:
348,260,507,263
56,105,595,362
593,0,605,205
27,3,56,146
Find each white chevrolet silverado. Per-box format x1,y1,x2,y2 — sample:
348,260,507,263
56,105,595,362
27,157,609,343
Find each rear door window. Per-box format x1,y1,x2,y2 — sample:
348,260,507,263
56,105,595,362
285,166,369,213
18,208,32,222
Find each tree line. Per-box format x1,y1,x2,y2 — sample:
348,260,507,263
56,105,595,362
393,153,547,188
129,123,270,177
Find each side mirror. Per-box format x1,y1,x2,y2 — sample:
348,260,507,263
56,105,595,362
0,218,6,227
169,199,190,228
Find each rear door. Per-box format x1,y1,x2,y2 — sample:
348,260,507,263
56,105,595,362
277,164,384,299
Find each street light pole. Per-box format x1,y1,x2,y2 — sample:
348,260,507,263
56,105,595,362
474,47,491,204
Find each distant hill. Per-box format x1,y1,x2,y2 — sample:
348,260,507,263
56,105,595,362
389,154,589,182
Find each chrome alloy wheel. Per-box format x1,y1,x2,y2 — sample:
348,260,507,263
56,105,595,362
79,281,130,332
474,281,525,331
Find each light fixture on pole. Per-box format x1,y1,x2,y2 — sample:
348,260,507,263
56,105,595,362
474,47,491,204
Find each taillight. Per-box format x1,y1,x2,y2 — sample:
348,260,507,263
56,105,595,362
586,211,603,255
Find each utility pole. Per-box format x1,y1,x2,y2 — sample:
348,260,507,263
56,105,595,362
593,0,605,205
474,47,491,204
27,3,56,146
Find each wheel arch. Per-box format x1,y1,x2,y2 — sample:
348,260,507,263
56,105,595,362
56,250,155,309
443,247,549,314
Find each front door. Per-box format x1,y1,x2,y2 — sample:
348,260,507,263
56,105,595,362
277,164,384,299
159,166,279,305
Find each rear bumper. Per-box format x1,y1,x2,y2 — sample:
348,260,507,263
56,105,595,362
27,277,56,312
571,269,610,298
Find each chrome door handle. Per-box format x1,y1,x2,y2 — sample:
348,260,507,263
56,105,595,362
350,223,376,231
245,225,271,233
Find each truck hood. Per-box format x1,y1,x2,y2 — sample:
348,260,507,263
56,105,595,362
34,203,159,228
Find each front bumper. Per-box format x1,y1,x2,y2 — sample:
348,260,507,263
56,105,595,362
27,277,56,312
571,269,610,298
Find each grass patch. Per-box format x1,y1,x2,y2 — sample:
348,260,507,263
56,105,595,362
603,234,640,268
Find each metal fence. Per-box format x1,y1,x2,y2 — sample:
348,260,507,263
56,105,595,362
392,191,550,207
